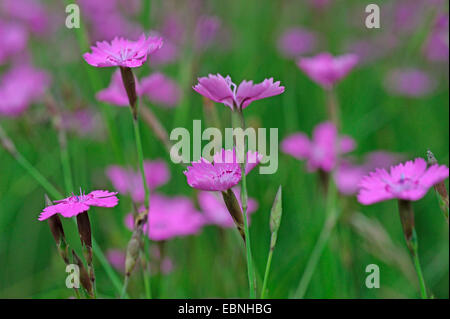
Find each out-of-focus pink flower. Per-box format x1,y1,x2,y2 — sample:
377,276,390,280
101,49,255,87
149,38,179,66
38,190,119,221
194,15,221,50
392,0,425,35
184,148,262,191
281,121,356,172
0,0,49,34
198,187,258,228
0,21,28,65
140,73,180,107
0,65,50,116
96,69,141,107
384,68,435,98
83,34,163,68
277,27,317,59
193,74,284,110
125,194,205,241
297,52,358,89
345,35,397,65
424,14,449,63
106,249,125,273
61,108,102,137
106,160,170,203
335,151,403,195
357,158,449,205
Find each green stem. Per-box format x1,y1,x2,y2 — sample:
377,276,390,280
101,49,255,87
234,110,256,298
295,179,339,298
261,234,276,298
410,229,428,299
121,276,129,299
132,117,152,299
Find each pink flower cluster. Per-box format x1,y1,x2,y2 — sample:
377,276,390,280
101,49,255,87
125,194,204,241
106,160,170,203
0,65,50,116
281,122,355,172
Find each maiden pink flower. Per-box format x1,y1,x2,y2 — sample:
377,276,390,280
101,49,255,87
357,158,449,205
125,194,204,241
140,73,180,107
184,148,262,191
424,14,449,63
384,68,435,98
0,21,28,65
1,0,49,35
106,160,170,202
297,52,358,89
198,187,258,228
83,34,163,68
277,27,317,59
38,190,119,221
193,74,284,110
281,121,355,172
0,64,50,116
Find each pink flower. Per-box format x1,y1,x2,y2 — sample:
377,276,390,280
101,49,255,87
184,148,262,191
38,190,119,221
384,68,435,98
96,69,141,106
424,14,449,63
106,160,170,202
194,15,221,50
140,73,180,107
1,0,49,35
198,187,258,228
277,27,317,59
193,74,284,110
357,158,449,205
0,21,28,65
281,121,355,172
125,194,204,241
335,151,403,195
83,34,163,68
0,64,50,116
297,52,358,89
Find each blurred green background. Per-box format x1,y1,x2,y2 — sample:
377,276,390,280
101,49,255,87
0,0,448,298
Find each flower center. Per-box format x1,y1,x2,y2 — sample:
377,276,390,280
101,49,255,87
385,175,418,194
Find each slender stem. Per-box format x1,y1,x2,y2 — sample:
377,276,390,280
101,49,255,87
410,229,428,299
131,117,152,299
121,276,129,299
261,234,275,298
235,110,256,298
295,179,339,298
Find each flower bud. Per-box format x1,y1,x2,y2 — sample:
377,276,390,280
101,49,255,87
120,66,138,119
45,194,69,264
221,189,245,241
72,249,93,298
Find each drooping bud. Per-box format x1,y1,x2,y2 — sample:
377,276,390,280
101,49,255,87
119,66,138,119
221,189,245,242
427,150,449,222
397,199,415,254
72,249,93,298
45,194,69,264
76,212,92,263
